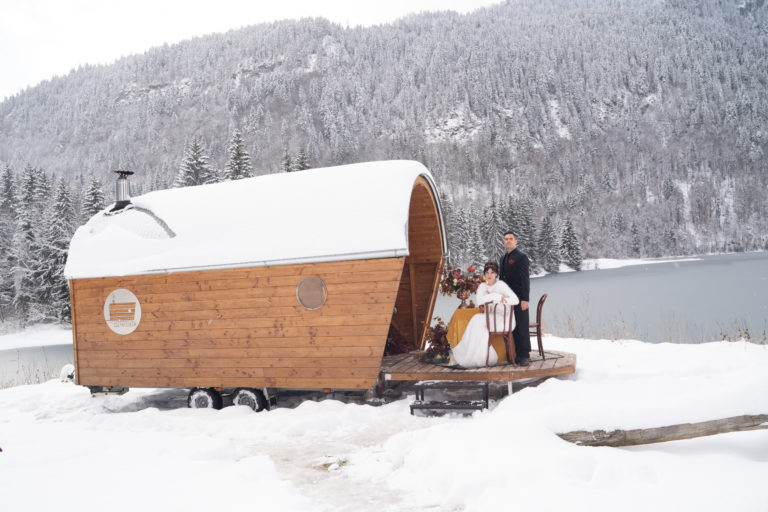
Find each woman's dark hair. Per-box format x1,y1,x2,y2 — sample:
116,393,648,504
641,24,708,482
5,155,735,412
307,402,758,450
483,261,499,275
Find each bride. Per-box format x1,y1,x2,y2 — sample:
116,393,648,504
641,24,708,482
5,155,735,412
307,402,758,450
450,261,520,368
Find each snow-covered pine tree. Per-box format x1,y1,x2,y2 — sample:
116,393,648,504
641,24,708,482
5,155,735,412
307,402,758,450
630,221,641,257
81,175,105,219
516,198,537,265
537,215,561,273
224,130,253,180
281,149,293,173
0,166,16,252
174,138,218,187
9,199,36,325
560,217,583,271
37,177,75,321
18,165,37,214
481,197,505,262
0,165,14,215
294,147,310,171
439,191,458,266
32,168,51,217
0,166,15,319
448,205,469,268
466,203,488,268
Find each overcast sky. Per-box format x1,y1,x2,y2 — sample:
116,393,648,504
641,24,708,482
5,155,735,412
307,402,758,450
0,0,502,101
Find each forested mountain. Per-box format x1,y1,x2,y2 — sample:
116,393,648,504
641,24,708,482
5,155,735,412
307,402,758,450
1,0,767,270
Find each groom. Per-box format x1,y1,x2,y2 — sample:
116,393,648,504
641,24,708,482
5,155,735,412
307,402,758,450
499,230,531,366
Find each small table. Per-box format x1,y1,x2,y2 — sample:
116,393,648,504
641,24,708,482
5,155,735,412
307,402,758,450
446,308,515,363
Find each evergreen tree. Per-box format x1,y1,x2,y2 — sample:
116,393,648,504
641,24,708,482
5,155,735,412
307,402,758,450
37,178,75,321
481,197,505,262
9,207,35,326
81,175,105,219
174,138,218,187
0,166,16,256
0,166,15,319
537,215,560,273
18,164,37,214
466,203,487,268
516,198,537,267
630,222,641,257
294,147,310,171
449,205,470,268
0,165,15,216
32,168,51,216
281,149,293,173
560,217,583,271
224,130,253,180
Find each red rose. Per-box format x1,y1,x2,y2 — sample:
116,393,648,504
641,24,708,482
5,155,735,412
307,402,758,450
468,265,476,272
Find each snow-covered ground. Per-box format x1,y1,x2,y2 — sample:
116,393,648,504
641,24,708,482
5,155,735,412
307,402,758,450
0,324,73,349
1,335,767,511
577,256,702,271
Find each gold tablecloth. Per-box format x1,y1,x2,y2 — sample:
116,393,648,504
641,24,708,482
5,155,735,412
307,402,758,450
446,308,514,363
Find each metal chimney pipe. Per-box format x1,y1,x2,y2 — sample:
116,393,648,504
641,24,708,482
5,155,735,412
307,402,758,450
111,170,134,212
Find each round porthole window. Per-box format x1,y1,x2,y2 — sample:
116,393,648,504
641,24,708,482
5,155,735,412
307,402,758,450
296,276,327,310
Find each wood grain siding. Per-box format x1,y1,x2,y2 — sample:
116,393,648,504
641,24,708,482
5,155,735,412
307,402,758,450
392,263,414,345
403,177,444,348
70,257,405,390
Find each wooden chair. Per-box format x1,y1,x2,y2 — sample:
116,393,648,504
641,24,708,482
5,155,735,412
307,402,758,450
485,303,516,367
529,294,548,360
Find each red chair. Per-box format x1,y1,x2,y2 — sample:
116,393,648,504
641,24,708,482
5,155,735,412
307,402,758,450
529,294,548,360
485,303,516,367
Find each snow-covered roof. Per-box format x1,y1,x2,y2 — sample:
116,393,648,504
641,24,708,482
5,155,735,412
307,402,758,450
65,160,444,279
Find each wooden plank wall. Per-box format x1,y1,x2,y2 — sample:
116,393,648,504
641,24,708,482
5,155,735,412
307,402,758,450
71,258,405,390
390,178,444,349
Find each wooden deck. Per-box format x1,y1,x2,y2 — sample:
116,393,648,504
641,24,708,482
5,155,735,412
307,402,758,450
380,350,576,382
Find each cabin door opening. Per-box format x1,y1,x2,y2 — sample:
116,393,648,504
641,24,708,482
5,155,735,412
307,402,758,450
388,178,445,355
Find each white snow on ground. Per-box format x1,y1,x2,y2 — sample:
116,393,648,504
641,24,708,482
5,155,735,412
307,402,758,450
1,335,767,511
0,324,72,349
577,256,702,271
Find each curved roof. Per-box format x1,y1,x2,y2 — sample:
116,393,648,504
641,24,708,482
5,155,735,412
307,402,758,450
65,160,445,279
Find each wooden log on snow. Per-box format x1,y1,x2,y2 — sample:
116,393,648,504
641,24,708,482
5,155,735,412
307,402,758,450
557,414,768,447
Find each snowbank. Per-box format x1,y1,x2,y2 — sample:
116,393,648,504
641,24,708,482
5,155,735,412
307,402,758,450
1,336,767,511
0,324,72,349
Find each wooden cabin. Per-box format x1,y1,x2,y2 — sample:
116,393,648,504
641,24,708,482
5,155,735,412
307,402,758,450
65,161,446,405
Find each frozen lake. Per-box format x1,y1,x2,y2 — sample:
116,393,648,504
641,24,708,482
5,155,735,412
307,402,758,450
531,252,768,343
0,344,73,388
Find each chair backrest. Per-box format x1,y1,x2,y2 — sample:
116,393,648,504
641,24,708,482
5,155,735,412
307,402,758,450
485,303,514,335
535,294,548,326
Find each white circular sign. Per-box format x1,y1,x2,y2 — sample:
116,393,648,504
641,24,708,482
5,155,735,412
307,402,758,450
104,288,142,335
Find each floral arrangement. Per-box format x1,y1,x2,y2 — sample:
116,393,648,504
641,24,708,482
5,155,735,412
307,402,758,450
384,324,410,356
424,317,451,361
439,264,483,296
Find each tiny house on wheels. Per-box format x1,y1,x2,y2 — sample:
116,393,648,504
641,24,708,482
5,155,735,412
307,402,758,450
65,160,447,410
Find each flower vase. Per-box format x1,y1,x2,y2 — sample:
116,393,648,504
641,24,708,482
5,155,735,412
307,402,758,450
457,289,470,309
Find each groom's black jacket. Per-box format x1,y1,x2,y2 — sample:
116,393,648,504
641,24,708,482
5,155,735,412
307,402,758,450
499,249,530,302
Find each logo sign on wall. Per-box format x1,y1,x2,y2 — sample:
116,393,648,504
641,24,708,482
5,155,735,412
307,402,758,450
104,288,142,335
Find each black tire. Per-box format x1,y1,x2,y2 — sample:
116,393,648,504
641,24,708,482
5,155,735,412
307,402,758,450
232,388,268,412
187,387,223,409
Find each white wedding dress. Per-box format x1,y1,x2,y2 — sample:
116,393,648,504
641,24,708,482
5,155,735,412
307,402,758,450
450,281,520,368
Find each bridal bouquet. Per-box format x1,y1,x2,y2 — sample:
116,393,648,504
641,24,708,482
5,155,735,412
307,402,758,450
439,264,483,296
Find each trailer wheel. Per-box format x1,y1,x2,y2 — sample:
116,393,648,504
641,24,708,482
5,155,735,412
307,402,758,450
188,387,223,410
232,388,267,412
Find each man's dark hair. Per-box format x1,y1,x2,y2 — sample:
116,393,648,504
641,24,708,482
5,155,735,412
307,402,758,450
503,230,517,238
